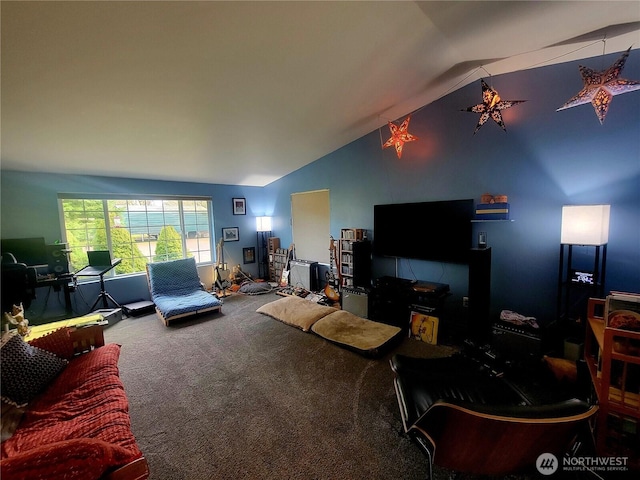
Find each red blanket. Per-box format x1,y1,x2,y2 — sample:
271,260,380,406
1,344,143,479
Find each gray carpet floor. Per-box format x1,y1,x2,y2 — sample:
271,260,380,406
103,292,533,480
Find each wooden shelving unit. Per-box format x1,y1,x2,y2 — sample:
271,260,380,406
272,250,288,284
339,228,370,289
267,237,280,256
585,298,640,465
267,237,281,282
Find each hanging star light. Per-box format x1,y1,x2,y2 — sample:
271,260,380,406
462,79,526,134
557,46,640,124
382,115,417,159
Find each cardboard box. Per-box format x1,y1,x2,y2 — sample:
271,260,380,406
475,202,510,220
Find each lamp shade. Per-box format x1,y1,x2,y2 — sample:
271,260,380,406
561,205,610,245
256,216,272,232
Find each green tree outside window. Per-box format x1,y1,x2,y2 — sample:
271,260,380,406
154,226,188,262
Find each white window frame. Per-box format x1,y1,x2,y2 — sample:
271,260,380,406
58,194,215,278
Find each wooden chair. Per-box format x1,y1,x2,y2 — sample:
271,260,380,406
390,354,598,478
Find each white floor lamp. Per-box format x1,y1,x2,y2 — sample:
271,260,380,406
557,205,610,328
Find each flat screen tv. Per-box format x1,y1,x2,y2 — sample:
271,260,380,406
373,199,473,264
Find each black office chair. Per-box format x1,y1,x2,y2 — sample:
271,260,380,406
1,253,37,312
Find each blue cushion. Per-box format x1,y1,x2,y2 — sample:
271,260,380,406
153,291,222,319
147,258,204,296
147,258,222,320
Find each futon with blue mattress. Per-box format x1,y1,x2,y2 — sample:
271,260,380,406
146,258,222,326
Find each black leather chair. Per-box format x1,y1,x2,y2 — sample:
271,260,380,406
1,253,37,312
390,353,598,478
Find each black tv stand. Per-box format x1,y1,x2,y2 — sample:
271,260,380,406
370,276,450,328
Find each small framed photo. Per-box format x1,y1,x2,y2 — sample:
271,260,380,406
243,247,256,264
222,227,239,242
232,198,246,215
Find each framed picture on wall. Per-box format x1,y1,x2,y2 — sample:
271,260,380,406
243,247,256,264
222,227,239,242
232,198,246,215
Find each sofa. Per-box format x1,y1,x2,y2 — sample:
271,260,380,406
1,325,149,480
146,257,223,325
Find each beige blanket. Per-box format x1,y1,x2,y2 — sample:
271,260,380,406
311,310,402,354
256,295,337,331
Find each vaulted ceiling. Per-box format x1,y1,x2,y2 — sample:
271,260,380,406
2,1,639,186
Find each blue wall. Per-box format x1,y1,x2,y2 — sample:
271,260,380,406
262,51,640,324
1,172,264,319
2,51,639,325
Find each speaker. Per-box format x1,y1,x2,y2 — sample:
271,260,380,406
288,260,318,291
492,322,542,360
351,240,372,288
468,247,491,340
342,287,369,318
46,243,70,275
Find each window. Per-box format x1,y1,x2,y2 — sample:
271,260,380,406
59,195,213,276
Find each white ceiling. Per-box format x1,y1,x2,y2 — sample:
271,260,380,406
2,1,639,187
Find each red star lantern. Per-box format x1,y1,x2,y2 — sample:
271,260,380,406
557,46,640,124
383,115,417,159
462,79,526,134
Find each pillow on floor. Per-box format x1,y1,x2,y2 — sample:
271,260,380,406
239,281,273,295
312,310,402,357
256,295,337,331
1,333,68,407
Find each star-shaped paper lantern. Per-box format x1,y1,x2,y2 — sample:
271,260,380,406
462,79,526,134
557,46,640,124
383,115,417,159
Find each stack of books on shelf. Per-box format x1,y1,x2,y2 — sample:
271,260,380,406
474,202,510,220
